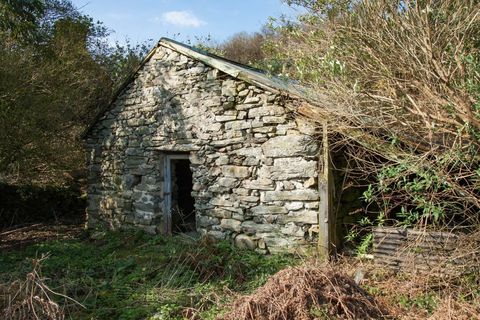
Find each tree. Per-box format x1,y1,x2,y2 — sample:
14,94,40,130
220,32,266,65
0,0,149,185
0,0,45,40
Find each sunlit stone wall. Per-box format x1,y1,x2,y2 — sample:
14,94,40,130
85,44,321,253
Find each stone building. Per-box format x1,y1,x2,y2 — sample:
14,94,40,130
84,38,334,254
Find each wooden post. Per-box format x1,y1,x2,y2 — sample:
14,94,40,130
318,122,331,259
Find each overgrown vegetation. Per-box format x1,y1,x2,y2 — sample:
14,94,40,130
1,229,478,319
0,0,149,186
0,230,297,319
264,0,480,237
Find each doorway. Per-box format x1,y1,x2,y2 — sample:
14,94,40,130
164,154,196,234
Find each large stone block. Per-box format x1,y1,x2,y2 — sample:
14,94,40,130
264,190,319,201
281,222,305,237
225,120,251,131
211,209,232,219
216,177,238,188
220,218,242,232
263,236,298,254
270,157,317,180
261,135,318,157
277,210,318,225
209,196,234,207
243,178,275,190
250,205,287,215
241,221,277,235
211,138,244,147
222,165,250,178
233,147,262,157
221,80,236,96
235,234,257,249
236,195,259,203
248,106,285,118
285,202,303,211
197,215,219,227
215,115,237,122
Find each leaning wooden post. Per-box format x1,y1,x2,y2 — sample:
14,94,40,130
318,122,331,259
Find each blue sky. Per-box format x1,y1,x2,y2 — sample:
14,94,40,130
70,0,303,45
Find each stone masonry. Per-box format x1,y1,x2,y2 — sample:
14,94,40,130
85,39,321,253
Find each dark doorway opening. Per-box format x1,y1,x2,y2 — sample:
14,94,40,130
170,158,196,234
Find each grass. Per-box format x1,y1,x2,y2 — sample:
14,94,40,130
0,230,297,319
1,229,478,319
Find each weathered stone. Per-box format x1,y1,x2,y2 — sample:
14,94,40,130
244,96,260,104
236,195,259,202
225,120,251,131
233,188,250,196
222,165,249,178
211,138,244,147
262,135,319,157
243,178,274,190
215,155,229,165
253,126,275,133
235,234,256,249
215,115,237,122
190,153,205,164
296,118,317,135
237,111,247,119
233,147,262,157
221,218,241,232
264,190,319,201
263,116,286,124
209,196,234,207
304,177,316,188
248,106,285,118
281,222,305,237
205,230,226,240
282,181,295,191
278,210,318,224
270,157,317,180
221,80,236,96
238,89,249,97
197,215,219,227
217,177,238,188
243,156,260,166
211,209,232,219
285,202,303,211
263,236,297,254
251,205,287,215
241,221,276,235
305,202,319,209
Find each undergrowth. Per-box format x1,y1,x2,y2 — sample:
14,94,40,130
1,229,478,319
0,230,296,319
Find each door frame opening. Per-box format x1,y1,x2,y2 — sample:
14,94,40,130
163,153,195,235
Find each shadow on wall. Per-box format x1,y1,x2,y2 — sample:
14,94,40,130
0,183,86,229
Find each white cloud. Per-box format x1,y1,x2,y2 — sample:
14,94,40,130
157,11,206,28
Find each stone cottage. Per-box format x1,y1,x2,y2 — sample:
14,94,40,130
84,38,334,254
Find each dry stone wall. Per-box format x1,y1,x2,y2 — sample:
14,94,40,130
86,44,321,253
